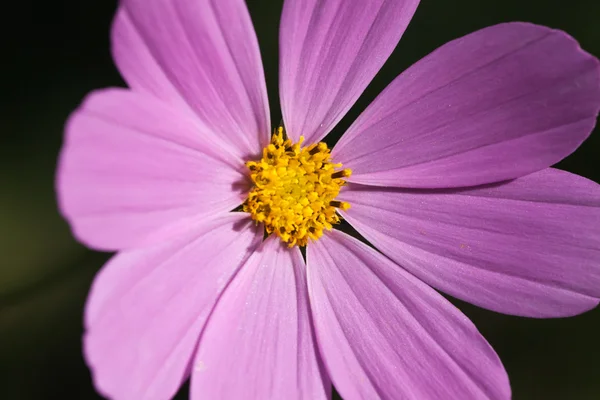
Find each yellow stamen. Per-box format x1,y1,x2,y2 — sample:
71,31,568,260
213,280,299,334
243,127,352,247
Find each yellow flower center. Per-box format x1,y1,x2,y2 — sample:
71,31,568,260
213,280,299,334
243,127,351,247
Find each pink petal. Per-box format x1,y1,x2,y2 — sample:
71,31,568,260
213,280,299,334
191,236,330,400
307,231,510,399
111,8,191,113
279,0,420,144
57,89,247,251
114,0,270,159
339,168,600,318
334,23,600,188
84,214,262,400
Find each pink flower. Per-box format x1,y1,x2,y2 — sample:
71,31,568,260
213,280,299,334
56,1,600,399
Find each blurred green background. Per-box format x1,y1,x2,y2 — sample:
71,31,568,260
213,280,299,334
2,0,599,399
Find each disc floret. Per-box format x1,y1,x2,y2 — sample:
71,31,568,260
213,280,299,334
244,127,351,247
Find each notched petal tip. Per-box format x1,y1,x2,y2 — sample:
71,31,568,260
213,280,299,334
83,214,261,400
57,89,246,251
335,22,600,189
339,168,600,318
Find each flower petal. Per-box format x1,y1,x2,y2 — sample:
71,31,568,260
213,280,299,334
279,0,420,144
111,7,190,113
191,236,330,400
339,168,600,318
115,0,270,159
84,214,262,400
334,23,600,188
307,230,510,399
57,89,247,251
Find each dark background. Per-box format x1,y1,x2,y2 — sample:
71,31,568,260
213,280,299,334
2,0,599,399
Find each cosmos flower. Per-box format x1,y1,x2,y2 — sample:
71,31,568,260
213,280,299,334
56,0,600,399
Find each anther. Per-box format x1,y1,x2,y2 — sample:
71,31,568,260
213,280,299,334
309,143,327,155
331,169,352,179
329,200,351,211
